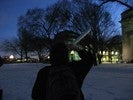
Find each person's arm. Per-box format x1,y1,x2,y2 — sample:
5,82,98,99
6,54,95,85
71,50,94,86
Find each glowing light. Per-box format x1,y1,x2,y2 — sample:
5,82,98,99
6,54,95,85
99,51,101,54
115,52,118,55
103,51,105,55
111,51,114,55
9,55,14,59
116,59,119,61
102,58,106,61
70,50,75,54
47,56,50,59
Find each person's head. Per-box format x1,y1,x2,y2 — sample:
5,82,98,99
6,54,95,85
50,42,69,66
78,49,93,65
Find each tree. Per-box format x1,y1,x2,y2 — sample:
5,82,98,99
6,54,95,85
99,0,133,9
17,4,71,61
17,1,72,48
30,36,49,62
44,0,72,34
71,1,117,53
107,34,122,52
18,8,51,49
0,38,23,60
18,30,34,61
18,9,49,61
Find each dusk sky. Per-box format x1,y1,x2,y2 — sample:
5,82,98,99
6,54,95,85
0,0,126,41
0,0,58,41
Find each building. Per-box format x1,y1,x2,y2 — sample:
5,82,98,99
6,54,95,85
121,9,133,62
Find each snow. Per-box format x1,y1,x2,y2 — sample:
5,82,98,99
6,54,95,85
0,63,133,100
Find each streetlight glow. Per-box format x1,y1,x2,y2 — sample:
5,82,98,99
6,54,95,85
9,55,14,59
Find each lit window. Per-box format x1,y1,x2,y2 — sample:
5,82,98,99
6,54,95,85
111,51,114,55
99,51,101,54
103,51,105,55
116,59,119,61
106,51,108,55
102,57,106,61
24,59,27,61
115,52,118,55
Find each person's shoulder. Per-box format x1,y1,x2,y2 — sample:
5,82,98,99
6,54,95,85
39,65,51,74
69,60,84,66
68,61,83,70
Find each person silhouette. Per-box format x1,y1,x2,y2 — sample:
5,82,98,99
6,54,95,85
32,42,95,100
0,56,3,67
0,56,3,100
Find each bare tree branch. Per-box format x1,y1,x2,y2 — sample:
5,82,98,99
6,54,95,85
99,0,133,9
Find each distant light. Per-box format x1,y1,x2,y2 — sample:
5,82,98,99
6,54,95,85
47,56,50,59
102,58,106,61
70,50,75,54
115,52,118,55
111,51,114,55
99,51,101,54
103,51,105,55
9,55,14,59
24,59,27,61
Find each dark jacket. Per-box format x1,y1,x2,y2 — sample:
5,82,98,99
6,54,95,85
32,62,93,100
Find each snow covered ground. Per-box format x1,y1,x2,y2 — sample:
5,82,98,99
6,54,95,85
0,63,133,100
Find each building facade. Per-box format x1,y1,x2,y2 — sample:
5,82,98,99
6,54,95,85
121,9,133,62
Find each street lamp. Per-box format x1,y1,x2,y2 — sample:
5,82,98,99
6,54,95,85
9,55,14,59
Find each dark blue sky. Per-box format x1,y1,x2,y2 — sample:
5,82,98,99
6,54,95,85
0,0,126,41
0,0,57,41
